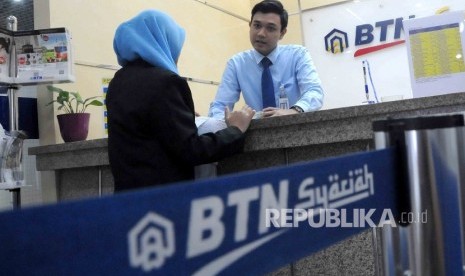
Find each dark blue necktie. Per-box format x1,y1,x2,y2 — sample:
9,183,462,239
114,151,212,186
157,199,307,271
261,57,275,108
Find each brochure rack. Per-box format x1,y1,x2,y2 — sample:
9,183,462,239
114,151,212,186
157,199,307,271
0,27,75,85
0,16,75,209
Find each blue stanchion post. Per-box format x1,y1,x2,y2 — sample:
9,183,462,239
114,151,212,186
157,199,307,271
373,114,465,276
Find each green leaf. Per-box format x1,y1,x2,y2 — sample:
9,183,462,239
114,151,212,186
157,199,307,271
85,99,104,108
70,92,83,103
46,86,103,114
45,100,57,106
47,85,64,93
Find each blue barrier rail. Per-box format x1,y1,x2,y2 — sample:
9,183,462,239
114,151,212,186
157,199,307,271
0,148,401,275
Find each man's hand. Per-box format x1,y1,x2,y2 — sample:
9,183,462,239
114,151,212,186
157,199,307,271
262,107,299,118
225,105,255,133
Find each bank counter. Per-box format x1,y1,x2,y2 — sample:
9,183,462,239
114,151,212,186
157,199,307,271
28,92,465,275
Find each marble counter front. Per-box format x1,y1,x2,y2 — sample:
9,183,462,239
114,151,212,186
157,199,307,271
28,92,465,275
218,92,465,174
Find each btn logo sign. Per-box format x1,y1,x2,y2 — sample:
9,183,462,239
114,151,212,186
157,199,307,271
325,15,415,57
128,212,175,272
325,29,349,54
0,147,401,275
127,162,383,275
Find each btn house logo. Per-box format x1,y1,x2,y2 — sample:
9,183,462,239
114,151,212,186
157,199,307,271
325,29,349,54
128,212,175,272
325,16,414,57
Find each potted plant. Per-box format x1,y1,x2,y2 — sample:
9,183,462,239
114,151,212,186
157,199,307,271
46,85,103,142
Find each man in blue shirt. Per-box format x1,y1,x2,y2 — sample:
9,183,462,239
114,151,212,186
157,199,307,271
209,0,324,119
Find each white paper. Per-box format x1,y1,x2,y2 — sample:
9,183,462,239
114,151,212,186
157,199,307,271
195,116,227,135
194,117,227,180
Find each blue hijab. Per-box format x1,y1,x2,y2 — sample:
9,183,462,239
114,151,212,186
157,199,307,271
113,10,185,74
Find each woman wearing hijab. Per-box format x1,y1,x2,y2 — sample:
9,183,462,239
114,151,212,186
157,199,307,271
107,10,255,192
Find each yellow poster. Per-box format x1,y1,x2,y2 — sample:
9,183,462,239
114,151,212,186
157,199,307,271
404,11,465,98
102,78,112,136
409,23,465,80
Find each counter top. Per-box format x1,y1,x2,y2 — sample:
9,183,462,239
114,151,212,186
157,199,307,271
244,92,465,151
29,92,465,171
29,138,108,170
26,91,465,276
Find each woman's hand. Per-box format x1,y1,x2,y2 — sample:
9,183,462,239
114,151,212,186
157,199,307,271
225,105,255,133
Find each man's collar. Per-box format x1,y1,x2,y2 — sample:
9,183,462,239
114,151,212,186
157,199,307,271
253,46,280,65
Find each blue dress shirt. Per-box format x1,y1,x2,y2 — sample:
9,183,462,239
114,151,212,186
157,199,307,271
208,45,324,119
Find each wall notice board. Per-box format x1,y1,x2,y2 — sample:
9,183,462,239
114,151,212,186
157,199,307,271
301,0,465,110
404,10,465,98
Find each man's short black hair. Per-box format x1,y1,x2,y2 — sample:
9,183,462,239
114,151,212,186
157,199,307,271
251,0,288,31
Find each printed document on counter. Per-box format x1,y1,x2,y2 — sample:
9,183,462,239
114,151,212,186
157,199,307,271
195,116,226,135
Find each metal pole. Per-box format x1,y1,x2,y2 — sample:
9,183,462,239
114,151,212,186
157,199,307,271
7,84,19,131
373,115,465,276
405,116,464,275
10,188,20,210
457,126,465,272
98,167,102,197
373,122,410,276
6,15,21,209
6,16,18,132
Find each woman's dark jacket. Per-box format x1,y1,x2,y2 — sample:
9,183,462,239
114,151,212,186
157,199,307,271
106,60,245,192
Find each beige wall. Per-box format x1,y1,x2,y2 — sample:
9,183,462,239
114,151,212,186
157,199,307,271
299,0,347,10
250,0,349,44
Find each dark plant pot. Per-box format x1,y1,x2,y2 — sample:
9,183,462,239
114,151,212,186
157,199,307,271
57,113,90,142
